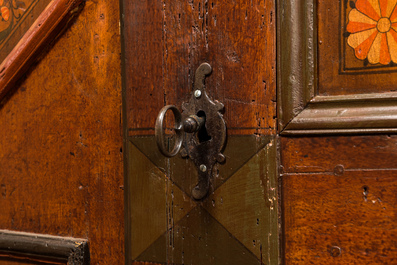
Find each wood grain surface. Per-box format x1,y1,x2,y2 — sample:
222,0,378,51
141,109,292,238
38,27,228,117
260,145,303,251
281,135,397,173
283,170,397,264
123,0,276,137
122,0,278,264
281,136,397,264
0,255,65,265
0,0,123,264
0,0,85,101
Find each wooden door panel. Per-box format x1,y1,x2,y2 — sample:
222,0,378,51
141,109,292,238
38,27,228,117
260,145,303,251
126,135,278,264
279,0,397,263
121,0,278,264
0,0,124,263
283,171,397,264
278,0,397,135
281,136,397,264
124,0,276,137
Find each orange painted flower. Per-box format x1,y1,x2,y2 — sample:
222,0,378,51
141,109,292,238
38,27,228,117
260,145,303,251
347,0,397,65
0,6,9,21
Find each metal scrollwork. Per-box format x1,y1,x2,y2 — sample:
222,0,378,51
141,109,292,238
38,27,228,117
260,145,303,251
155,63,227,200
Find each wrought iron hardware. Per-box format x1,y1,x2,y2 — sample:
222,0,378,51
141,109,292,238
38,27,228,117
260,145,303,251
155,63,227,200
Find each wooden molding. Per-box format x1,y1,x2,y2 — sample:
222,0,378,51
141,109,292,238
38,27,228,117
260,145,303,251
277,0,397,135
0,230,89,264
0,0,85,102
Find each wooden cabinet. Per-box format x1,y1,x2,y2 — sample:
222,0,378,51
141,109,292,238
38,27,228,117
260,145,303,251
0,0,396,264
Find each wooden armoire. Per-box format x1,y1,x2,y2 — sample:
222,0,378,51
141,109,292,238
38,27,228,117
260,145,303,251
1,0,397,264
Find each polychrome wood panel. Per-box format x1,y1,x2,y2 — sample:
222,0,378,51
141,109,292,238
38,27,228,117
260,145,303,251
319,0,397,95
278,0,397,134
121,0,278,263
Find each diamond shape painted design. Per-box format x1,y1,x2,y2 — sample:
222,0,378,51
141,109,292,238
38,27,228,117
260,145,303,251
128,136,278,264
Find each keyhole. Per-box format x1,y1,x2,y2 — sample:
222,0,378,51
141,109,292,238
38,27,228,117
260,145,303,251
197,111,211,143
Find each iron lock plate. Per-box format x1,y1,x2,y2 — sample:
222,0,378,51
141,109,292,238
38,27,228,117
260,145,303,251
155,63,226,200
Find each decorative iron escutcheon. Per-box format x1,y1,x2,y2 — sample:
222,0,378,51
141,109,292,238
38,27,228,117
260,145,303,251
155,63,226,200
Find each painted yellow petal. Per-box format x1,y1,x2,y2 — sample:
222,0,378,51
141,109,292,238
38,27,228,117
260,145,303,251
387,30,397,62
347,28,377,48
356,0,381,21
348,8,377,24
367,32,383,64
368,0,382,16
1,6,9,21
347,9,377,34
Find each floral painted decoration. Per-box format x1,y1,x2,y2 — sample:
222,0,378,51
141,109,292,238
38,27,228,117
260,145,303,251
0,0,10,21
347,0,397,65
0,0,26,42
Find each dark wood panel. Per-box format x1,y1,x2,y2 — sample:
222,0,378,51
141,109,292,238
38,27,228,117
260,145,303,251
124,0,276,136
0,230,87,264
283,170,397,264
281,135,397,173
0,256,64,265
0,0,123,264
132,261,160,265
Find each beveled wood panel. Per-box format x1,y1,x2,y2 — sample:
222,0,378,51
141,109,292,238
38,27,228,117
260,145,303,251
123,0,276,136
283,170,397,264
278,0,397,134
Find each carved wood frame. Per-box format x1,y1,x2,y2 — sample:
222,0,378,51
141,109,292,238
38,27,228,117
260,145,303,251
0,0,84,102
0,230,89,264
278,0,397,135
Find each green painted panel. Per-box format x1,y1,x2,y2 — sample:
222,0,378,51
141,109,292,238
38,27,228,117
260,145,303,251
127,136,278,264
204,141,278,263
137,206,260,265
128,141,196,260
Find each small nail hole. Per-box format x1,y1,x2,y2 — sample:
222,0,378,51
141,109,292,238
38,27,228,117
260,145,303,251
363,186,369,196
